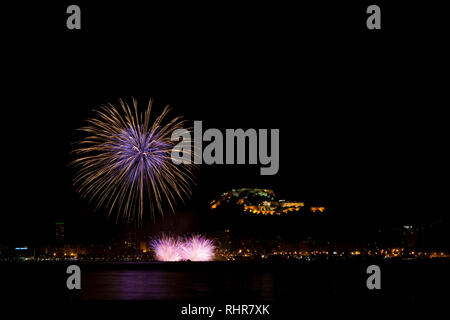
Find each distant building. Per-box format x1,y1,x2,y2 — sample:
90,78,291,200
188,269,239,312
279,200,305,213
124,228,138,250
310,206,326,213
55,222,65,246
139,241,148,253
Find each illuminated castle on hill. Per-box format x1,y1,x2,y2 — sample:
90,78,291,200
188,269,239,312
210,188,325,216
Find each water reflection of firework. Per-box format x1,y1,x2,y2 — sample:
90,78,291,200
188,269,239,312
71,98,195,223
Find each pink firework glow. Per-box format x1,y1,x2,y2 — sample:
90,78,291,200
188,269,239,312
150,235,182,261
181,235,215,261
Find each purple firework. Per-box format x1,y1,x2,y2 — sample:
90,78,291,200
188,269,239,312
71,98,195,223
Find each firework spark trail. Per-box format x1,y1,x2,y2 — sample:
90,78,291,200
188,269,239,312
71,98,196,223
181,235,215,261
150,235,183,261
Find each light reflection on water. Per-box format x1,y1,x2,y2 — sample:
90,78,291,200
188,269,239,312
79,269,275,300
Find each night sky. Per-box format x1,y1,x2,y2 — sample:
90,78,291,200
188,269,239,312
1,2,448,245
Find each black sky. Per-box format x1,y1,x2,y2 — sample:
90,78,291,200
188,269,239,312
1,1,448,244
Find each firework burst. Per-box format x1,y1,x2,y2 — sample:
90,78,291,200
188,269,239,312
150,235,183,261
71,98,195,223
181,235,215,261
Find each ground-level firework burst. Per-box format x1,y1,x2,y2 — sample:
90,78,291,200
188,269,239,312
181,235,215,261
71,98,195,223
150,234,215,262
150,235,183,261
